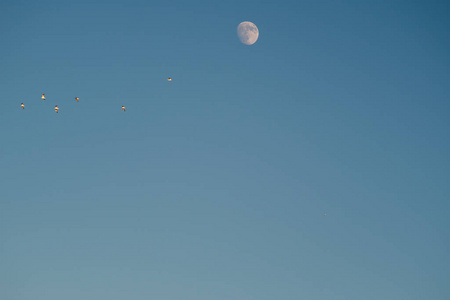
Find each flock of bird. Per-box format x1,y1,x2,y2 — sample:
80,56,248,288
17,76,328,217
19,77,173,113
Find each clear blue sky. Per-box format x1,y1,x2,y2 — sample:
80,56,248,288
1,0,449,299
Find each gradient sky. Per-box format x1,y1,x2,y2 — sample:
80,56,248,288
1,0,449,299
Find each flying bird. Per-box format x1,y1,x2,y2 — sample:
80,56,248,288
41,94,46,100
55,105,59,113
75,97,79,102
122,106,126,112
21,103,25,109
167,77,172,81
323,213,327,216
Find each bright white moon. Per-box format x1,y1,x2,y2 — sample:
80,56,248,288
237,21,259,45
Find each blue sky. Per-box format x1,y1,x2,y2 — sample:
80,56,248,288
1,0,449,299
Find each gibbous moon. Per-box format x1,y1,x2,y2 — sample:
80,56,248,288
237,21,259,45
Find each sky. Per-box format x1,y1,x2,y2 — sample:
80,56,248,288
1,0,449,299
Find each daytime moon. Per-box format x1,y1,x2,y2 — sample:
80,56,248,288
237,21,259,45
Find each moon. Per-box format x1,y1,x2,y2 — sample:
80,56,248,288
237,21,259,45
